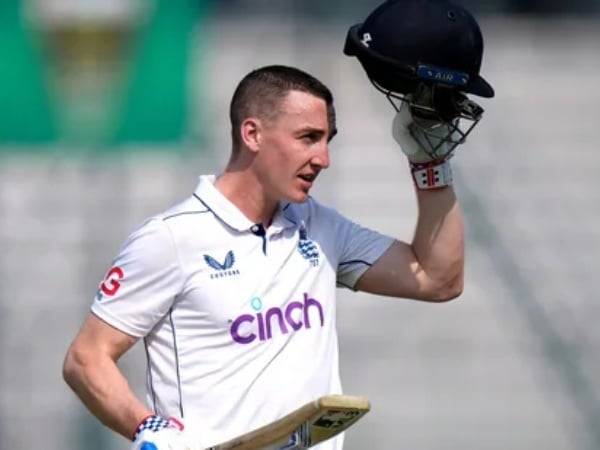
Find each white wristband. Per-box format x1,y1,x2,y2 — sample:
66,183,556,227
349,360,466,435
410,160,453,190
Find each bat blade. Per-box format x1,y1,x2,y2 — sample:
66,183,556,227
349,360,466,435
205,394,370,450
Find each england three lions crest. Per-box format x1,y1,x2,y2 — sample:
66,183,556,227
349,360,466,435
298,223,320,267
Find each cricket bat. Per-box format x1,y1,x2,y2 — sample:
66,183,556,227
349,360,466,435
205,395,370,450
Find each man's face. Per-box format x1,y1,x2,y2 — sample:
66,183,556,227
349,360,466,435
255,90,333,204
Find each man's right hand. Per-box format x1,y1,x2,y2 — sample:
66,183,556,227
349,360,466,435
130,416,200,450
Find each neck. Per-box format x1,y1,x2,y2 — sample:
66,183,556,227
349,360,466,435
215,157,278,226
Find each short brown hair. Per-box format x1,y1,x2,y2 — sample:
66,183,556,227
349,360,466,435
229,65,336,152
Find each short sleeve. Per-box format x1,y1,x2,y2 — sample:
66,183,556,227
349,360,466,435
310,201,394,290
91,218,184,337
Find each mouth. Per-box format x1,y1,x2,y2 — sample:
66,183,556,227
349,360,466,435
296,173,317,194
298,173,317,183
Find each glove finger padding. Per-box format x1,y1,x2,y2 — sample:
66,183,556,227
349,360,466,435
392,100,459,163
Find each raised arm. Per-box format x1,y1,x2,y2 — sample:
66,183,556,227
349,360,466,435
354,87,479,302
356,186,463,302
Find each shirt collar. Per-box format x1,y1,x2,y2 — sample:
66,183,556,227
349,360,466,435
193,175,299,233
270,202,300,234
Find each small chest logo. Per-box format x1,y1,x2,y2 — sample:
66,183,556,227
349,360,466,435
298,223,319,267
204,250,240,279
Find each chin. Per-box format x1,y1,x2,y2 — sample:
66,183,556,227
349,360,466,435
286,190,310,204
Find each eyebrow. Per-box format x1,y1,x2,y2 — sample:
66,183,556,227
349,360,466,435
294,125,336,142
296,126,326,134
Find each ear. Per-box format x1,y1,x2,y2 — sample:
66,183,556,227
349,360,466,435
240,118,263,153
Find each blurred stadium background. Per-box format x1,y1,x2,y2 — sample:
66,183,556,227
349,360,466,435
1,0,600,449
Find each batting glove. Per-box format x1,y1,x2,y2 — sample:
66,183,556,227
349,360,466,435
392,100,455,190
130,415,201,450
393,98,460,163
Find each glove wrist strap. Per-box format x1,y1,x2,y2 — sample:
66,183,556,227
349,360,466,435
410,160,453,190
132,415,184,441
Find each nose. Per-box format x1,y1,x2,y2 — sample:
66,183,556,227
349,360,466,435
311,143,330,169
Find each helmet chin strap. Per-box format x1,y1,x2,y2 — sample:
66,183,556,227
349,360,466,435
371,79,485,161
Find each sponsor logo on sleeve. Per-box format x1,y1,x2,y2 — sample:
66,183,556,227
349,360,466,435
96,266,124,301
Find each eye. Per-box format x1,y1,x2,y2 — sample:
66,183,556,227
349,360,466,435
301,133,319,143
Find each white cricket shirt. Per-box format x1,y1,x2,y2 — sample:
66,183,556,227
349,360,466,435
92,175,394,449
